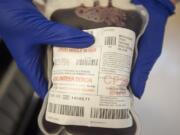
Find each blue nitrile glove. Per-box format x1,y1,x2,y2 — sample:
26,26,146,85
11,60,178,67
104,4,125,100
131,0,175,98
0,0,94,99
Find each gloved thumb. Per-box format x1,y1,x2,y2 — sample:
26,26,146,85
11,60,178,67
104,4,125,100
36,21,95,48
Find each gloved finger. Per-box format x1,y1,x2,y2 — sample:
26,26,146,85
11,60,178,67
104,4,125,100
130,23,166,98
36,21,95,48
16,48,48,99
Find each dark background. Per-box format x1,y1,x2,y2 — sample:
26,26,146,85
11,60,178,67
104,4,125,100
0,40,43,135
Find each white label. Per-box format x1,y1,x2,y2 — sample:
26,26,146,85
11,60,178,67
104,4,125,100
46,27,136,128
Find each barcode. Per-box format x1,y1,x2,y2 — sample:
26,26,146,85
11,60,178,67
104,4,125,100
90,108,129,119
76,59,98,66
105,36,117,46
48,103,84,117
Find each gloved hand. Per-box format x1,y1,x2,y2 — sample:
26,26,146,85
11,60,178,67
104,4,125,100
0,0,94,99
131,0,175,98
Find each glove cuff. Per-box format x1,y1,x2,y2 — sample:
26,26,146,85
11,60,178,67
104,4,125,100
157,0,175,15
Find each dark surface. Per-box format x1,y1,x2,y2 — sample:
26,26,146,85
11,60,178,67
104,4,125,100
0,62,42,135
0,40,43,135
23,100,43,135
0,40,12,80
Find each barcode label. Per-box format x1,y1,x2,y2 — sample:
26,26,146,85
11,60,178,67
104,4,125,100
76,59,98,66
105,36,117,46
47,27,135,128
90,108,129,119
48,103,84,117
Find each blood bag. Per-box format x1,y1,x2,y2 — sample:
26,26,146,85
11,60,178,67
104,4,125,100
36,0,149,135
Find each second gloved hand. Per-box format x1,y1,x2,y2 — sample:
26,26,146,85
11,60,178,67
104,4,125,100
0,0,94,99
131,0,175,98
